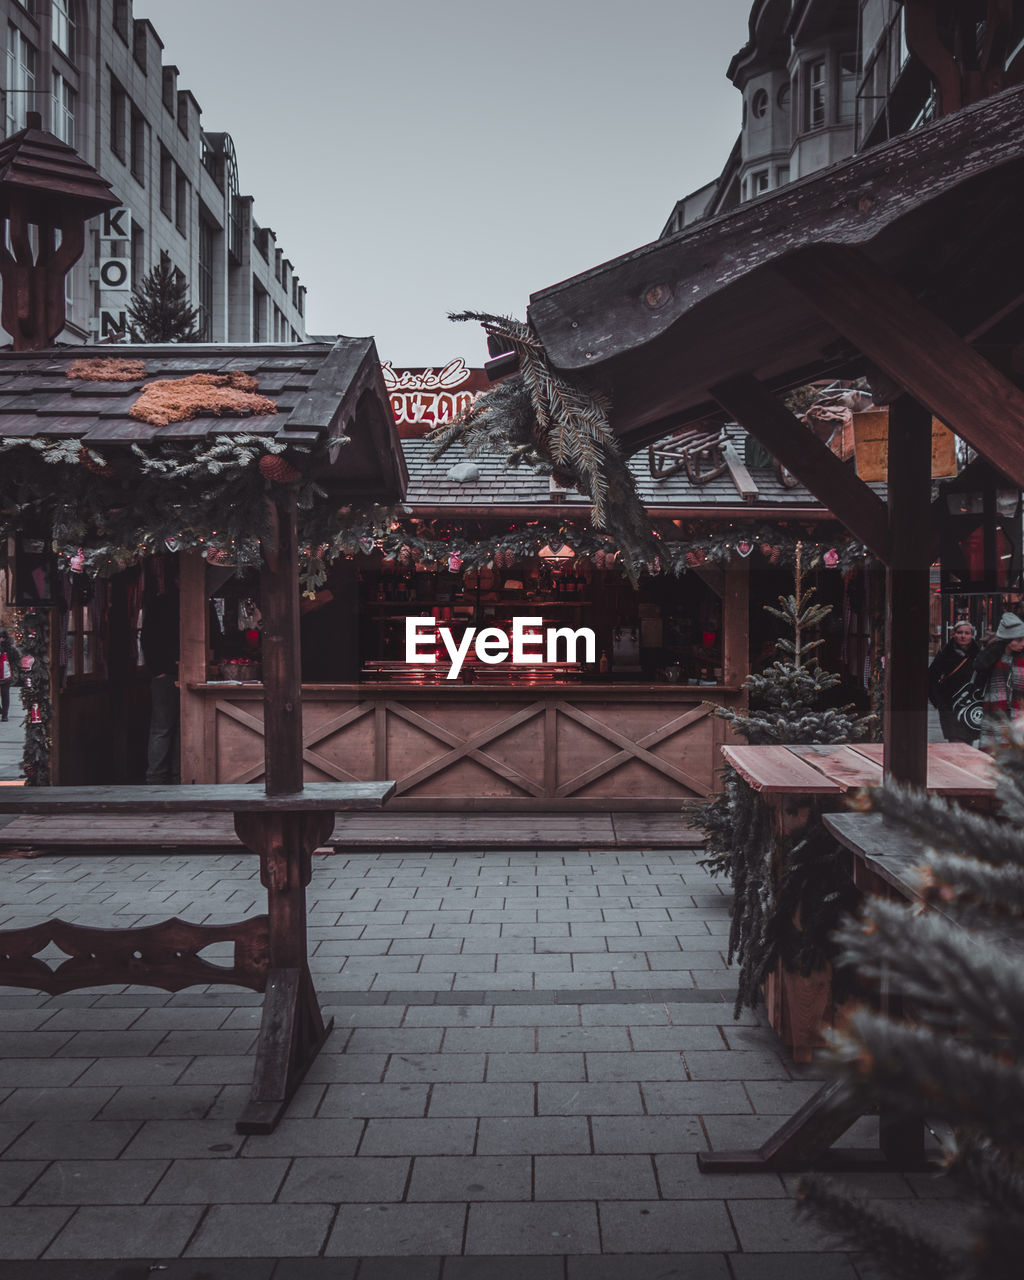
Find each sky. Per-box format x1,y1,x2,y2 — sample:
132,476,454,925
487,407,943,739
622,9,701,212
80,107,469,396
139,1,751,367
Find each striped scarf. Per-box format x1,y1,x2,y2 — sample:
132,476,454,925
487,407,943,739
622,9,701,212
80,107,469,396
983,652,1024,719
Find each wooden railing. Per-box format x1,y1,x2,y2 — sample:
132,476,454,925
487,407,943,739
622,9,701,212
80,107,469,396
184,683,746,810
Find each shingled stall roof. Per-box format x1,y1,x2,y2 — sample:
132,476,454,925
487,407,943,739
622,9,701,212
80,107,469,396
526,83,1024,487
402,432,844,514
0,338,407,500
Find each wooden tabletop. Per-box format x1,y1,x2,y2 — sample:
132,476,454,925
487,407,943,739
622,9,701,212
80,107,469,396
722,743,996,797
0,782,396,814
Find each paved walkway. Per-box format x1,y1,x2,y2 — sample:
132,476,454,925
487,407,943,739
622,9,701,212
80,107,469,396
0,839,965,1277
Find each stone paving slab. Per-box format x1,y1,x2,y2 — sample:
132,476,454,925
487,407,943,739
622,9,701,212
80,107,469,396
0,843,959,1272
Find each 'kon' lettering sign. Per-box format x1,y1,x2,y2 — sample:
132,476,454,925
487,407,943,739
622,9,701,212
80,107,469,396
381,359,489,438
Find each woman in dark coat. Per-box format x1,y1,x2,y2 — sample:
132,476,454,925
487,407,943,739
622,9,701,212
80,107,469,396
928,620,980,743
973,611,1024,742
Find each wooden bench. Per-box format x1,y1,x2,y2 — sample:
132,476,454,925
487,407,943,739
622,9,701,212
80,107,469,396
0,781,394,1134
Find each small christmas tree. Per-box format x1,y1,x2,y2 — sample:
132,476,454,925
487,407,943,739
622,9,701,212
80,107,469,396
698,543,875,1013
799,731,1024,1280
127,256,204,343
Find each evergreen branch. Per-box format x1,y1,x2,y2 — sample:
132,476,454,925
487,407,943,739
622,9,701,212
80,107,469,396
832,1008,1024,1147
836,900,1024,1050
797,1176,965,1280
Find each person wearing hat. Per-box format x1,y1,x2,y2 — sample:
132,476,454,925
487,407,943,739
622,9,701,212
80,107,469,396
0,630,19,722
928,620,980,743
972,611,1024,736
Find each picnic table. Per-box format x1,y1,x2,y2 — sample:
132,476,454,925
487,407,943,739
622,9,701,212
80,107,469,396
698,742,997,1171
0,781,394,1134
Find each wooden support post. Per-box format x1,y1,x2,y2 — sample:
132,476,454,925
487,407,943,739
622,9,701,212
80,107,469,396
178,551,208,786
777,245,1024,491
233,809,335,1134
709,373,890,560
261,487,304,796
884,396,932,787
722,557,749,691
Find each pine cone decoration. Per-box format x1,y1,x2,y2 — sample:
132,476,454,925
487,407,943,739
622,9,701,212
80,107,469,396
594,549,605,569
399,545,412,566
78,446,113,475
258,453,301,484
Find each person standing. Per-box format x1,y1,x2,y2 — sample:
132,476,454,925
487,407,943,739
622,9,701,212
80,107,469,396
973,612,1024,740
928,621,981,743
0,630,19,722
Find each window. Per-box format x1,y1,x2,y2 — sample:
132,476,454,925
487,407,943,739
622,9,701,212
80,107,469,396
838,51,858,124
133,21,147,72
52,0,75,60
751,88,768,119
174,165,188,232
5,24,37,137
253,280,266,341
198,218,214,337
131,222,144,287
51,69,74,144
130,107,145,182
67,586,106,680
162,66,175,113
751,168,770,196
113,0,129,43
805,58,827,128
159,144,172,216
110,76,126,159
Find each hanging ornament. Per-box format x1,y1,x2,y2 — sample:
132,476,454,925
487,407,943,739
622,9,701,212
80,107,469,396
23,677,32,691
823,548,840,569
258,453,301,484
736,540,753,558
69,547,85,573
358,537,375,555
448,551,463,574
20,655,34,672
30,703,42,724
164,536,181,553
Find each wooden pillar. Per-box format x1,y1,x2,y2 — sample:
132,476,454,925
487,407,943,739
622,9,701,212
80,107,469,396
884,396,932,785
178,551,208,785
261,487,304,795
723,557,749,690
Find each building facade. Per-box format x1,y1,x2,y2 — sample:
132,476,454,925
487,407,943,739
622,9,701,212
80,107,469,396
662,0,1024,235
1,0,307,343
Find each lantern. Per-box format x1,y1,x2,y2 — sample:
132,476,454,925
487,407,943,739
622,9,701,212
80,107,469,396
938,460,1022,594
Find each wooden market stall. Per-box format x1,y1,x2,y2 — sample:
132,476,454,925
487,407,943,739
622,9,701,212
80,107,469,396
178,420,877,810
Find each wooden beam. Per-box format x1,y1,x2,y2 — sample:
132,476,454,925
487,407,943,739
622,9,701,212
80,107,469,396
261,489,304,796
709,374,890,560
722,441,759,502
777,245,1024,490
884,397,932,787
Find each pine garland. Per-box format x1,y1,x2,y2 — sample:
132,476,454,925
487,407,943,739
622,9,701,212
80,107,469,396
437,312,658,573
12,608,52,786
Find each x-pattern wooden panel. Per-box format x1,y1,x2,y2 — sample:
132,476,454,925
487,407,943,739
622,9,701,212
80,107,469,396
215,700,375,785
385,700,546,797
556,703,714,798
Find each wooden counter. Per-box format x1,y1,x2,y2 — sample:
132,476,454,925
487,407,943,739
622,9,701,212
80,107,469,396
180,682,746,810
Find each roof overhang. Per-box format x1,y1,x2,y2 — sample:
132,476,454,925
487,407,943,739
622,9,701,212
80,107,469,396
527,84,1024,460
